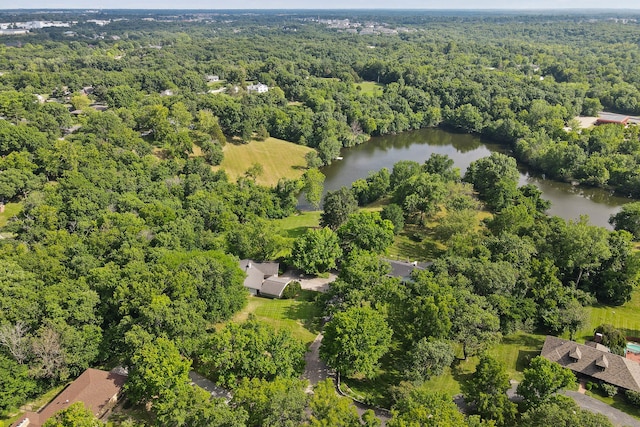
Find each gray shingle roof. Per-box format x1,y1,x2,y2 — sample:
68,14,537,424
541,335,640,392
260,277,291,298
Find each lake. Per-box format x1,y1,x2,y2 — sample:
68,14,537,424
305,128,631,229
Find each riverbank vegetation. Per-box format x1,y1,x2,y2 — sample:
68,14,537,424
2,8,640,427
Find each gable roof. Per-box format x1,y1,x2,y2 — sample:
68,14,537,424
541,335,640,392
384,259,431,281
239,259,281,292
260,277,291,298
239,260,266,290
13,368,127,427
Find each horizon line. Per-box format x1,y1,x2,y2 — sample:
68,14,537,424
2,7,640,11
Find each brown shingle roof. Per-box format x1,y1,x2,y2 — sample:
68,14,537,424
13,368,126,427
541,336,640,392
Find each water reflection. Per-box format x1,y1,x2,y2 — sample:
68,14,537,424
303,128,630,229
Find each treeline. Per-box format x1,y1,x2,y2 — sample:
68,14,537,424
3,14,640,192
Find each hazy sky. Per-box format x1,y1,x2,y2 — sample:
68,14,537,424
8,0,640,10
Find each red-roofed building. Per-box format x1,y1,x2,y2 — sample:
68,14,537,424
13,368,127,427
596,112,630,126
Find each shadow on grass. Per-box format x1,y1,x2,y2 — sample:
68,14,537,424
281,226,310,239
341,350,403,408
451,358,475,389
283,298,321,335
516,350,540,372
501,333,545,348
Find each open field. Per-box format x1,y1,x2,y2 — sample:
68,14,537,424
572,290,640,343
216,137,314,187
230,292,320,345
355,81,384,96
0,202,22,228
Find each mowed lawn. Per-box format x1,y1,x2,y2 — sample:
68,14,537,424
230,292,320,345
355,81,384,96
573,290,640,342
0,202,22,228
272,211,322,239
217,137,314,187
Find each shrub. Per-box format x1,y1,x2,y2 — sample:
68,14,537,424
282,281,301,299
625,389,640,406
599,382,618,397
585,381,594,391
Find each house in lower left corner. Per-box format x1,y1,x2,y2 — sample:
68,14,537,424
12,368,127,427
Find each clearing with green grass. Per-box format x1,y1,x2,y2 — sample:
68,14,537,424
355,81,384,96
230,291,320,345
216,137,314,187
0,202,22,230
272,211,322,239
572,289,640,343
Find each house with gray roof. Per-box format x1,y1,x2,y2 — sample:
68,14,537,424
239,259,290,298
261,276,292,299
541,335,640,392
384,259,431,282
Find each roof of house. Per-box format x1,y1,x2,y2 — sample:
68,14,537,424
239,260,280,291
384,259,430,280
597,112,630,124
585,341,611,353
260,276,291,298
13,368,127,427
541,335,640,392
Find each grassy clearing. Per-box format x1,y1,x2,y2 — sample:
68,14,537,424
486,331,546,381
230,291,320,345
272,211,322,239
572,290,640,343
216,137,314,187
0,202,22,228
355,81,384,96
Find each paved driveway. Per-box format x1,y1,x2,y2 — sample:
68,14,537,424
302,333,330,393
563,390,640,427
280,270,336,292
189,371,232,401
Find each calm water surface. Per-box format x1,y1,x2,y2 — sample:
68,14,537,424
308,128,631,229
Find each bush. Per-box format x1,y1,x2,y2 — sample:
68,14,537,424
282,281,301,299
599,382,618,397
625,389,640,406
585,381,594,391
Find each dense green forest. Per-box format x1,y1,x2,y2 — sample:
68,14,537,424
1,9,640,427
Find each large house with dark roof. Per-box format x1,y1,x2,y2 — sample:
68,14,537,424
239,259,291,298
13,368,126,427
541,335,640,392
